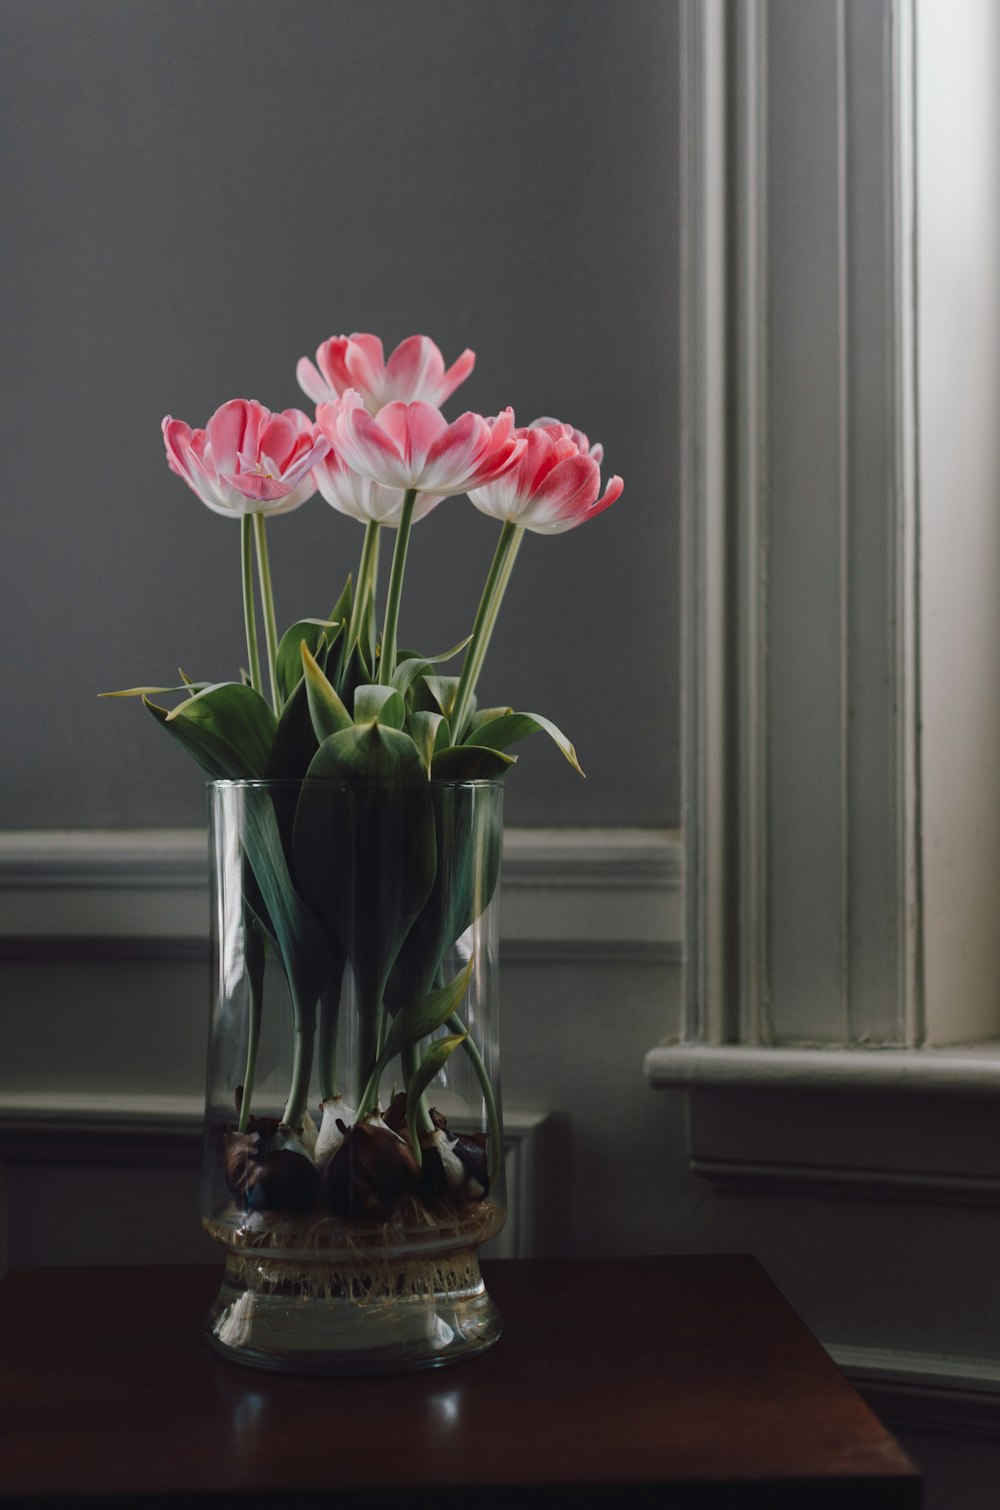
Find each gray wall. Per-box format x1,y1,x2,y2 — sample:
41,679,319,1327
1,0,680,830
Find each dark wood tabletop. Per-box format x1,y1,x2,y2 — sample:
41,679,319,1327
0,1255,920,1508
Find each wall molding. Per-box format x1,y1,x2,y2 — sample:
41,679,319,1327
0,826,682,966
830,1343,1000,1438
646,1043,1000,1098
0,1093,550,1264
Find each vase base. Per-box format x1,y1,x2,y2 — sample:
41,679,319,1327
204,1245,502,1375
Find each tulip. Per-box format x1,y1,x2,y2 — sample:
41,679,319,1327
450,417,623,738
297,332,475,413
467,417,623,536
163,399,329,710
313,421,443,529
319,392,521,497
317,393,523,683
163,399,328,518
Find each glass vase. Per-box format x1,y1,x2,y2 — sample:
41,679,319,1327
200,777,506,1375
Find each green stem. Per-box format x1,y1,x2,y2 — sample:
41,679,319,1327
241,516,263,695
447,1011,502,1183
281,1011,316,1131
252,514,282,716
318,974,343,1101
348,521,381,652
377,490,417,685
450,522,524,740
237,931,265,1134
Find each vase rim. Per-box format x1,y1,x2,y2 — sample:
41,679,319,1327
206,777,506,792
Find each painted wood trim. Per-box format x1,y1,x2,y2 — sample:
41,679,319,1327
0,827,682,965
830,1342,1000,1436
645,1043,1000,1097
0,1095,550,1262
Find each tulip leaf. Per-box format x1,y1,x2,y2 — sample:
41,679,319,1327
293,735,438,1075
143,697,255,780
408,711,450,776
466,710,585,776
265,675,319,781
467,706,514,732
392,638,473,700
100,681,213,699
238,789,330,1026
301,642,353,742
358,959,474,1115
388,781,503,1008
431,745,516,780
303,721,426,783
389,959,474,1055
413,674,468,722
161,682,277,777
277,618,340,706
354,684,405,729
406,1033,467,1154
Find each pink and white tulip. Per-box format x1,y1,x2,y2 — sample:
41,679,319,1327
163,399,329,518
313,440,443,529
467,417,623,535
317,391,523,498
297,333,475,413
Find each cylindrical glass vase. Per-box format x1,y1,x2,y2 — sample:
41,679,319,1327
201,777,506,1375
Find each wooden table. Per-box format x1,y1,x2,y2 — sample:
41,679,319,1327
0,1256,920,1507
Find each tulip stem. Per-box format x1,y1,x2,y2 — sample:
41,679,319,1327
377,490,417,685
447,1012,502,1183
451,522,525,740
240,516,263,696
252,514,282,716
237,921,266,1134
349,520,381,655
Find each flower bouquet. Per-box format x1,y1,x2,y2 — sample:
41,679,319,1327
107,332,622,1373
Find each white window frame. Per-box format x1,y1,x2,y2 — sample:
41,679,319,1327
648,0,1000,1118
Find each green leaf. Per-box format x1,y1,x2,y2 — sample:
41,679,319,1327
408,711,450,775
359,959,474,1114
265,676,318,780
387,781,503,1007
166,682,277,777
431,745,516,780
304,721,426,783
354,684,405,729
413,674,469,722
143,697,254,780
292,740,438,1047
238,789,330,1021
392,638,473,700
276,618,340,705
385,958,474,1059
467,706,514,733
406,1033,467,1152
466,710,585,776
301,642,353,742
99,681,213,699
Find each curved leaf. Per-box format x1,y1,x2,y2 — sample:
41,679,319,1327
406,1033,467,1154
431,745,516,780
408,711,450,776
143,697,254,780
100,681,213,699
165,682,277,777
392,638,473,700
301,642,353,742
276,618,339,705
354,683,406,729
466,710,584,776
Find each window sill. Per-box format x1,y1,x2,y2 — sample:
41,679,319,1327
645,1042,1000,1205
645,1042,1000,1097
